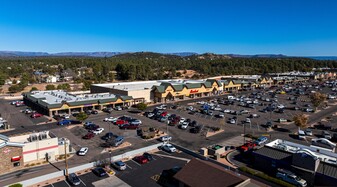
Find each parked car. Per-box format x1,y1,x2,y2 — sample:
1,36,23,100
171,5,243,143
240,142,257,152
255,136,268,145
304,129,313,136
276,168,307,187
31,112,43,118
160,136,172,142
103,117,117,122
102,132,114,140
119,123,139,129
92,167,107,177
82,132,95,139
162,144,177,153
92,128,104,135
58,119,72,125
190,125,202,133
84,121,94,126
143,152,154,161
322,131,332,139
67,173,81,186
134,155,148,164
85,124,100,131
112,161,127,171
180,122,189,130
249,114,260,118
228,119,236,124
91,110,98,114
277,118,288,123
298,130,306,140
78,147,89,156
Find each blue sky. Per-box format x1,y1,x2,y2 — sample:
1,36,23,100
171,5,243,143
0,0,337,56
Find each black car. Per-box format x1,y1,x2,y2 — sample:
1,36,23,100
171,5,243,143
92,167,107,177
67,173,81,186
91,110,98,114
190,125,202,133
102,132,114,140
190,120,197,127
85,124,100,130
143,152,154,161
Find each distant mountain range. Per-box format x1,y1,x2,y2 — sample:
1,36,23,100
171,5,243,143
0,51,336,60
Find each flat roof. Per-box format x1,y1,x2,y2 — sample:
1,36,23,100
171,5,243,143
10,131,52,143
92,79,194,91
29,90,118,105
266,139,337,164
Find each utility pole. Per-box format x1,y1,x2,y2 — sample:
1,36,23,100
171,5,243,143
64,140,69,176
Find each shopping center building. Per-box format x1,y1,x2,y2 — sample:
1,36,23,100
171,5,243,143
23,90,133,116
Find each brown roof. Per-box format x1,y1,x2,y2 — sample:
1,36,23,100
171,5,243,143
173,158,246,187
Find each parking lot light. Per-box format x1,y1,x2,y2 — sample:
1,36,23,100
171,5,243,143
109,150,112,165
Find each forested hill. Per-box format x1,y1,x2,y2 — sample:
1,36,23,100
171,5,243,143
0,52,336,84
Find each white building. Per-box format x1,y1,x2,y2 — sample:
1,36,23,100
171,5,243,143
46,76,57,83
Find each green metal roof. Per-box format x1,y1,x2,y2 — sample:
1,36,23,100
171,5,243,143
120,96,133,101
152,85,166,93
172,84,184,91
98,98,118,103
186,83,202,89
203,81,212,88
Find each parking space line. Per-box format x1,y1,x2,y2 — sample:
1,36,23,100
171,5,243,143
126,164,133,169
130,159,142,166
50,183,54,187
64,180,71,187
79,178,87,186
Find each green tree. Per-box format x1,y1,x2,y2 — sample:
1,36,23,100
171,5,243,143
57,83,71,91
76,112,88,121
136,103,147,111
293,114,308,131
46,84,56,90
30,87,38,92
310,92,326,111
8,85,23,93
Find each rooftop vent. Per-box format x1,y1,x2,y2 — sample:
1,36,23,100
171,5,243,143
28,134,38,142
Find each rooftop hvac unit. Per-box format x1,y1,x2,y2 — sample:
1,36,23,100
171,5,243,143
39,132,48,140
29,134,38,142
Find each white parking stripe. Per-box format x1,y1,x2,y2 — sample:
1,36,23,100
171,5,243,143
50,183,54,187
64,180,71,187
126,164,133,169
130,159,142,166
79,178,87,186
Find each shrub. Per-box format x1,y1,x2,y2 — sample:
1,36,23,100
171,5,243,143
136,103,147,111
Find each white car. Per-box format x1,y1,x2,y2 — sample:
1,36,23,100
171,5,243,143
63,114,70,119
223,109,230,113
162,144,176,153
103,117,117,122
179,118,186,124
180,122,189,129
78,147,88,156
245,118,251,123
228,119,236,124
92,128,104,135
160,136,172,142
214,107,222,111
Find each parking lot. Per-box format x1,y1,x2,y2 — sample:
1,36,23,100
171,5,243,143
42,150,191,187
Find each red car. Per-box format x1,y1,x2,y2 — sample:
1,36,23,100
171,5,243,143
30,113,43,118
115,119,129,126
160,111,168,117
134,155,148,164
240,142,257,152
83,132,95,139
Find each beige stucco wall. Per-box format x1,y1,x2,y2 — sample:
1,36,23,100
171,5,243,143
23,138,59,162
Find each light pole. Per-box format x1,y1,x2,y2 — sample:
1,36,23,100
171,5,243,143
109,150,112,165
64,140,69,176
166,120,170,135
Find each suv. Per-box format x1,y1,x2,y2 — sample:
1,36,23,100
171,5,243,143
276,169,307,187
322,131,332,139
67,173,81,186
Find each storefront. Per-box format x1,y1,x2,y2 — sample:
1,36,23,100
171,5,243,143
0,134,24,175
23,91,133,117
152,79,222,103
